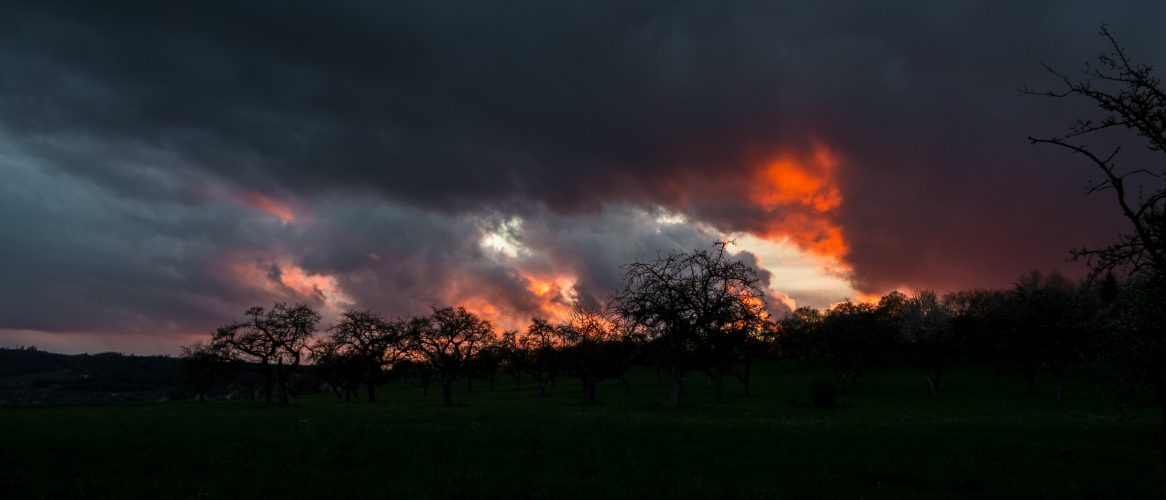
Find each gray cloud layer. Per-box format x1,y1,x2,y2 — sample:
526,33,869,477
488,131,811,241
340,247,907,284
1,1,1163,352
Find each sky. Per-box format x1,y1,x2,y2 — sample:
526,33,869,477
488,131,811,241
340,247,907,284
1,1,1164,354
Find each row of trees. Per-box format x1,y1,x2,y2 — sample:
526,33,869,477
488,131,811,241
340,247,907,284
180,244,1124,409
179,242,768,407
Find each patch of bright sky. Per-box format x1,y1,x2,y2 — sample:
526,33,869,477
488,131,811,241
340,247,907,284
479,208,857,312
728,233,857,311
479,216,527,257
653,207,856,311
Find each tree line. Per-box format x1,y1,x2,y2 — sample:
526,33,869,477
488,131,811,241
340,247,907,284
180,242,1142,411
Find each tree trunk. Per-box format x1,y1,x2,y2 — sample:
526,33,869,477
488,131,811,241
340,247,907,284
836,368,849,393
277,382,290,407
441,382,452,406
276,360,290,407
467,376,473,392
367,382,377,402
670,364,683,407
934,367,943,390
621,376,629,394
713,372,723,403
585,382,597,404
921,364,937,398
261,360,273,403
539,380,548,397
793,356,799,372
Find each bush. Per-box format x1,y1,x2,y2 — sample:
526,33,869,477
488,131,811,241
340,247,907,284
810,378,837,408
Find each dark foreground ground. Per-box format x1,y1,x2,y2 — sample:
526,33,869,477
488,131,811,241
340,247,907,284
0,360,1159,499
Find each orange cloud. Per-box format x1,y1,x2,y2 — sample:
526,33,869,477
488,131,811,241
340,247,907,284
449,270,578,332
235,190,295,222
222,252,353,319
747,142,849,274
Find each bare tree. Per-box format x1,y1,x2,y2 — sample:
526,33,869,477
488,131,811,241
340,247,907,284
613,241,767,407
326,309,409,402
309,338,363,401
1025,26,1166,278
557,303,636,404
519,318,562,397
213,303,319,406
1026,26,1166,492
407,306,494,406
177,340,234,401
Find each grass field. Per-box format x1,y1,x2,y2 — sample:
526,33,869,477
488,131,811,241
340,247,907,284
0,360,1160,499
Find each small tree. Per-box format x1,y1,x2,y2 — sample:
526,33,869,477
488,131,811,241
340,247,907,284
326,309,409,402
613,241,767,407
213,303,320,406
407,306,494,406
520,318,562,397
557,303,637,404
309,338,363,401
819,300,882,392
178,340,234,401
897,290,956,398
774,307,823,372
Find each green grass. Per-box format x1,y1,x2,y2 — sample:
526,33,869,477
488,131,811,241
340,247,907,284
0,360,1159,499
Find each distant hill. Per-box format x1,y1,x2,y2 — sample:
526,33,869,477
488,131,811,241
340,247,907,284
0,347,181,403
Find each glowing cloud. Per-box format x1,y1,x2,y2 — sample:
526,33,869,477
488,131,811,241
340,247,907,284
235,190,295,222
746,142,849,274
222,252,354,320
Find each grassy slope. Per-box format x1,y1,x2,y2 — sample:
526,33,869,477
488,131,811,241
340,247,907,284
0,360,1158,499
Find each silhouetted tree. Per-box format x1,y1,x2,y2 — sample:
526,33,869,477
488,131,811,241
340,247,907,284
557,303,637,404
519,318,562,397
326,309,409,402
819,300,882,392
897,290,956,397
1014,271,1091,405
177,340,234,401
213,303,319,406
613,241,767,407
407,307,494,406
774,307,822,372
1027,27,1166,492
496,330,525,390
309,338,362,401
943,288,1007,360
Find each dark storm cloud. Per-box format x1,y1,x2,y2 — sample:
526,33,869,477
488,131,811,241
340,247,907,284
1,1,1164,351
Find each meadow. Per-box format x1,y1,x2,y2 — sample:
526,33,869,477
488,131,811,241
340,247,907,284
0,360,1159,499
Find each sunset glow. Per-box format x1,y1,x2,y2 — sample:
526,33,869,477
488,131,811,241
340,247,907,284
235,190,296,222
747,143,849,274
224,253,353,319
